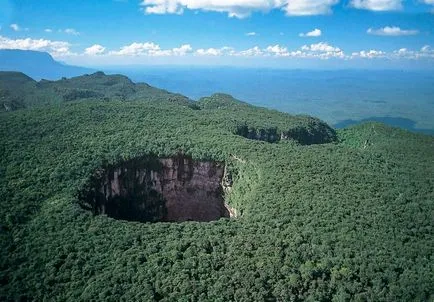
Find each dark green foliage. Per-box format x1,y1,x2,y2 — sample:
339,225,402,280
0,72,35,111
0,89,25,111
0,71,193,111
0,73,433,301
62,89,104,102
0,71,35,88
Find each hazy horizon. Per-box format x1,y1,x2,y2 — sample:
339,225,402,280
1,0,434,69
110,67,434,133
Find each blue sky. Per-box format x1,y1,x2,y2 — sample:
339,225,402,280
1,0,434,68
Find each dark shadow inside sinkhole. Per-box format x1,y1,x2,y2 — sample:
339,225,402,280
78,155,236,223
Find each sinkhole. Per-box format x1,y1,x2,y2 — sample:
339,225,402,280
78,154,236,223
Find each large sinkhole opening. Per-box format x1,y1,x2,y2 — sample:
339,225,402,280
78,154,236,223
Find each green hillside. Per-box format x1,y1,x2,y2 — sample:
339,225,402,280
0,71,192,111
0,72,433,301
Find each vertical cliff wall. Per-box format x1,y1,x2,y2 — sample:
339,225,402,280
235,121,337,145
79,155,235,222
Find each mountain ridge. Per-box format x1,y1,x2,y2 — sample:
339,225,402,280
0,49,93,80
0,70,194,111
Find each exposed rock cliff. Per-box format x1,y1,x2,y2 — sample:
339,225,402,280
236,125,280,143
235,122,337,145
79,155,235,222
198,93,337,145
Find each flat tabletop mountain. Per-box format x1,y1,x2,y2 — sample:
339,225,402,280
0,49,93,81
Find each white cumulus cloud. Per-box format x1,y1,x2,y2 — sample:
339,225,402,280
194,43,344,59
299,42,345,59
302,42,340,52
172,44,193,55
350,0,402,11
0,35,72,57
110,42,161,56
351,49,386,58
265,44,290,56
348,46,434,60
418,45,434,58
421,45,431,52
299,28,322,37
110,42,193,56
64,28,80,36
367,26,419,36
237,46,263,56
44,28,53,33
246,32,257,36
84,44,106,55
140,0,340,18
284,0,339,16
391,46,434,59
195,47,233,56
196,48,221,56
10,24,20,31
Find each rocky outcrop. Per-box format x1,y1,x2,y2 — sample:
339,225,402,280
235,122,337,145
280,125,337,145
79,155,235,222
236,125,280,143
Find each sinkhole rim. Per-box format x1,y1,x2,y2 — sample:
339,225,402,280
78,154,237,223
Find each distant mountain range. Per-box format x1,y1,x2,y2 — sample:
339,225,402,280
1,49,432,135
0,49,93,80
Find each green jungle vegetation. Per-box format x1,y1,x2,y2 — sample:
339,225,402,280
0,71,433,301
0,71,191,111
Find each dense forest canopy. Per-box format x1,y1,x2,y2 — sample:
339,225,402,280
0,72,433,301
0,71,192,111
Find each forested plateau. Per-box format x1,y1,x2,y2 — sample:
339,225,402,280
0,71,433,301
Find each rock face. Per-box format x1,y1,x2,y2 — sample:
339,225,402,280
236,125,280,143
235,122,337,145
79,155,234,222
